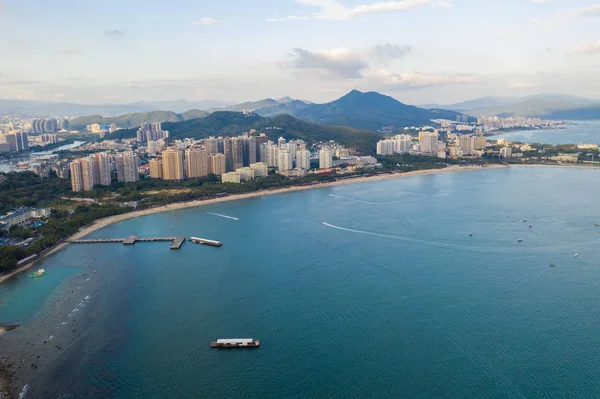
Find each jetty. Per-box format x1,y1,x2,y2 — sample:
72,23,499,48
210,338,260,348
69,235,186,249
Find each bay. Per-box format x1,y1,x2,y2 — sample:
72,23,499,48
0,141,84,173
488,120,600,145
3,166,600,398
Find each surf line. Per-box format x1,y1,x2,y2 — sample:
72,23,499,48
206,212,240,221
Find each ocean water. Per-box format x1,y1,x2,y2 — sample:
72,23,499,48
0,141,84,173
488,120,600,145
3,166,600,398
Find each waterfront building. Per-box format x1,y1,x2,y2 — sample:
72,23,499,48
319,147,333,169
162,148,185,181
236,167,255,181
376,139,395,156
244,136,257,166
473,136,487,150
232,138,244,170
116,152,139,182
69,159,84,192
296,149,311,170
0,207,51,230
5,132,28,152
458,135,475,155
250,162,268,177
149,159,163,179
278,150,293,171
500,147,513,159
210,153,226,175
394,134,412,154
255,134,269,161
266,144,279,168
221,172,241,183
185,149,210,178
97,153,112,186
418,131,438,154
223,138,234,172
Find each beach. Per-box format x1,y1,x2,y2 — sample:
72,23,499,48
0,164,502,285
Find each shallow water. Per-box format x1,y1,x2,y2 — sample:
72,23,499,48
3,166,600,398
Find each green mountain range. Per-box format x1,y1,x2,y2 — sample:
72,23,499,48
70,109,209,129
254,90,470,130
111,111,383,154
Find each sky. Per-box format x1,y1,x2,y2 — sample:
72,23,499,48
1,0,600,105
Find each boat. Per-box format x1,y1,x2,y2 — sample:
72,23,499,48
522,218,528,222
210,338,260,348
189,237,222,247
29,268,45,278
595,224,600,227
469,233,473,237
549,264,556,267
15,162,30,169
574,253,579,257
529,225,532,228
517,238,523,243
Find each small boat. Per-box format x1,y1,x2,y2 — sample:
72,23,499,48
517,238,523,243
29,268,45,278
549,264,556,267
522,218,528,223
595,224,600,227
469,233,473,237
529,225,532,228
574,253,579,257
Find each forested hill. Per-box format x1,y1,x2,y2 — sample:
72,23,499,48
110,111,383,154
70,109,209,129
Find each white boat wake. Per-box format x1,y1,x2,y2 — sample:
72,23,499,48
206,212,239,221
328,194,409,205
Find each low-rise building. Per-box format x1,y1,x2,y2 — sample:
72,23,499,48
0,207,51,230
221,172,241,183
236,167,255,181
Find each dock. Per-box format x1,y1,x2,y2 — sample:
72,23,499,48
69,236,186,249
210,338,260,348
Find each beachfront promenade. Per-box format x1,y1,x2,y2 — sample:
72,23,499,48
69,235,186,249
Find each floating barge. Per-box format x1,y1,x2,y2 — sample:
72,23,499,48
190,237,222,247
210,338,260,348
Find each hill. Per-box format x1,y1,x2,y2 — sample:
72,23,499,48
111,111,383,154
254,90,468,130
70,109,209,129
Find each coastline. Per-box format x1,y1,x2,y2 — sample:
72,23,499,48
0,165,499,284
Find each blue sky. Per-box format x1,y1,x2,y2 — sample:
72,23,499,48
1,0,600,105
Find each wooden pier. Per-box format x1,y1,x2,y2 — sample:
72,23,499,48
69,236,186,249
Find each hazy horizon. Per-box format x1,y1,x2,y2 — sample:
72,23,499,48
2,0,600,104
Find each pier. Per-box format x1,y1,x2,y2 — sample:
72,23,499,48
69,235,186,249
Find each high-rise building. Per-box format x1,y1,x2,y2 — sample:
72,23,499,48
266,144,279,168
278,137,286,148
458,135,475,155
162,148,184,181
204,137,219,154
278,150,293,171
185,149,210,178
418,131,438,154
232,138,244,170
97,153,112,186
394,134,412,154
223,138,234,172
69,159,84,192
250,162,268,177
296,149,311,170
244,136,257,166
500,147,512,159
376,139,395,156
87,154,101,187
282,142,297,161
473,136,487,150
79,157,96,191
5,134,17,152
116,152,139,182
149,159,163,179
210,153,226,175
147,140,163,154
319,147,333,169
255,134,268,161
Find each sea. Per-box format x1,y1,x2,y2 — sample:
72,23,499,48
2,166,600,398
0,141,84,173
488,120,600,145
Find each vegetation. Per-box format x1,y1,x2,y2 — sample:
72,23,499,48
69,109,208,130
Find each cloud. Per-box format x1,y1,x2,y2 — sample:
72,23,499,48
297,0,430,20
105,29,126,38
531,0,550,3
55,48,84,55
366,70,478,89
369,43,411,61
195,17,226,25
577,4,600,17
288,47,368,78
266,15,309,22
572,41,600,55
507,80,538,89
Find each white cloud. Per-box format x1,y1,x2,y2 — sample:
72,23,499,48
266,15,309,22
297,0,431,20
195,17,226,25
366,70,478,89
577,4,600,17
572,41,600,55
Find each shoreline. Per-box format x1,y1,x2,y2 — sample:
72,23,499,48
0,165,498,284
4,161,596,284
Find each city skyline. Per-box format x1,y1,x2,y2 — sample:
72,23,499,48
2,0,600,105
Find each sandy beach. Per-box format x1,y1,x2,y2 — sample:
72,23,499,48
0,164,502,284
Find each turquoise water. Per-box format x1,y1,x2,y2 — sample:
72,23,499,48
488,120,600,145
4,166,600,398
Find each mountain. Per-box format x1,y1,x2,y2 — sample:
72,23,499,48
255,90,469,130
111,111,383,154
0,99,229,118
214,98,281,112
420,94,599,118
70,109,209,129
